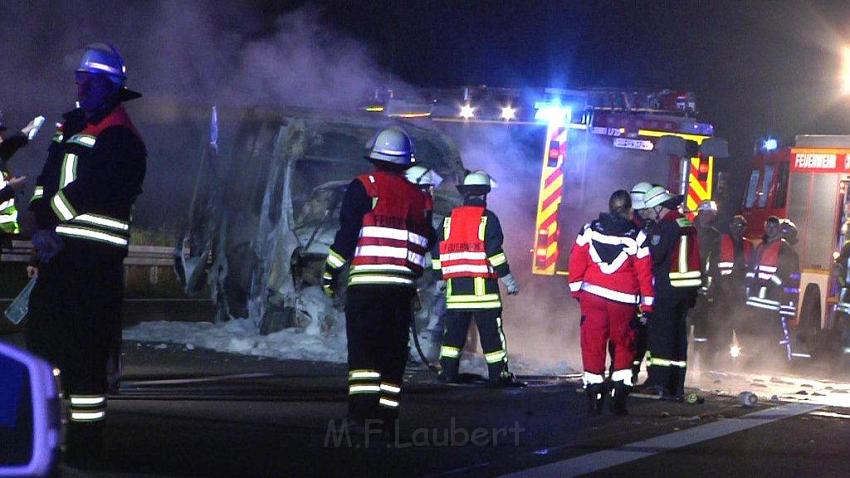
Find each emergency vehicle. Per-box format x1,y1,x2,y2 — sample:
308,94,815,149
742,135,850,361
363,86,729,276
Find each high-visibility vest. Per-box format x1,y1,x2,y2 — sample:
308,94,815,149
717,234,752,277
745,240,784,312
668,215,702,288
438,206,497,280
0,171,19,234
349,171,431,287
40,105,142,249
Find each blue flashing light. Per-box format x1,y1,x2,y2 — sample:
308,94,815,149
534,101,572,124
763,138,778,151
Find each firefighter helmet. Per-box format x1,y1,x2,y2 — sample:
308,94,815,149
780,219,798,245
457,170,496,195
405,165,443,188
643,186,682,209
76,43,127,86
366,127,415,165
630,182,654,210
697,200,718,213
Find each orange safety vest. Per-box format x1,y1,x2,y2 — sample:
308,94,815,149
438,206,497,279
717,234,752,277
349,171,431,286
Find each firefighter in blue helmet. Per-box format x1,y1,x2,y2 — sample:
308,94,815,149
26,43,146,467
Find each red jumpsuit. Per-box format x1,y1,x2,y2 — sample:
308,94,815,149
568,213,654,386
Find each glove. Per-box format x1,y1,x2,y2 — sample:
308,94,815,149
31,229,63,263
500,273,519,295
321,265,338,298
631,311,649,329
435,279,447,293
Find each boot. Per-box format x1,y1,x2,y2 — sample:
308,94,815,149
585,383,605,416
611,380,632,415
487,364,526,388
438,358,460,383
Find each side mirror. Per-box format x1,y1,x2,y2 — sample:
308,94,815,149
0,343,62,477
699,137,730,158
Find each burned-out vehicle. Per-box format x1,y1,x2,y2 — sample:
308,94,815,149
175,107,465,360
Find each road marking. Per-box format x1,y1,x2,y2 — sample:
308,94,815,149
499,402,822,478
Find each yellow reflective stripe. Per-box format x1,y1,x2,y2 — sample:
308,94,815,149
72,213,129,231
60,153,78,188
648,357,687,368
326,249,346,269
669,271,702,279
671,278,703,287
474,276,486,296
478,215,488,241
55,224,128,246
485,350,506,363
447,293,500,303
443,217,451,239
678,236,687,273
50,191,76,221
348,369,380,380
446,300,502,309
432,259,442,270
440,345,461,358
488,252,507,267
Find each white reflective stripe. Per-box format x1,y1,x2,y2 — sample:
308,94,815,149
678,236,688,272
70,411,105,421
61,153,78,187
717,262,734,268
636,246,650,259
446,300,502,309
720,270,733,276
575,226,592,246
670,278,704,287
326,252,346,268
349,385,381,394
757,272,774,280
33,186,44,196
569,281,583,292
56,224,128,246
441,251,488,261
408,232,428,247
361,226,408,241
642,296,654,306
746,300,780,311
349,370,380,380
85,60,122,75
759,265,778,273
590,230,638,250
379,398,400,408
350,264,414,275
0,199,13,211
583,372,604,385
669,270,702,279
581,283,638,304
349,275,414,286
611,369,633,385
73,213,130,231
68,134,96,147
355,244,408,259
380,383,401,394
770,275,783,286
447,293,501,303
70,396,106,406
51,194,76,221
441,264,492,275
0,213,17,224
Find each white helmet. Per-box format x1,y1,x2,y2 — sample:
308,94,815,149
630,182,654,210
405,165,443,188
366,127,415,165
697,200,718,213
643,185,680,209
458,170,497,195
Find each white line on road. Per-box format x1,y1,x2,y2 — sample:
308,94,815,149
499,402,823,478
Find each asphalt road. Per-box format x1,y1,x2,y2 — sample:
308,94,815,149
3,303,850,477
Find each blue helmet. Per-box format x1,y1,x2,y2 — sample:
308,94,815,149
76,43,127,86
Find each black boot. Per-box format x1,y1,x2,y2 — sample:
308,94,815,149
439,358,460,383
487,364,526,388
585,383,605,416
611,380,632,415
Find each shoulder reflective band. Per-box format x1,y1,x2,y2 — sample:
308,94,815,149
55,224,128,247
66,134,96,148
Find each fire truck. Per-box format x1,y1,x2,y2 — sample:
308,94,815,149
742,135,850,362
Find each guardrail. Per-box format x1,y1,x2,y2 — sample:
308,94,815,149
1,241,174,267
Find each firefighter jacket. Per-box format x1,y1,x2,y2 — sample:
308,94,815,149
30,104,146,257
432,198,510,310
567,212,655,311
0,133,29,234
834,239,850,314
648,210,702,295
325,170,434,288
745,238,800,318
717,234,753,280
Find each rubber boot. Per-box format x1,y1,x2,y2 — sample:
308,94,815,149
487,363,526,388
585,383,605,416
439,357,460,383
611,380,632,415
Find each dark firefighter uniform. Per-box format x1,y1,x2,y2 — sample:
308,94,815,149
433,199,513,383
715,233,753,344
692,219,720,343
324,170,433,423
646,210,701,399
568,212,654,413
26,103,146,439
744,238,801,359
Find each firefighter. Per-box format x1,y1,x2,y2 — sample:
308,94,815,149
26,43,146,465
626,181,656,382
635,186,701,400
568,190,654,415
322,127,434,431
0,113,44,238
433,170,523,387
690,200,721,362
743,216,801,361
713,215,753,362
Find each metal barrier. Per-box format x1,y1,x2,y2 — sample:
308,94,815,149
1,241,174,266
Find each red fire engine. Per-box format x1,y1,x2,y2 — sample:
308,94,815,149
742,135,849,362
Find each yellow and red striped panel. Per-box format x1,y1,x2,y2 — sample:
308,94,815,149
685,156,713,220
532,124,567,275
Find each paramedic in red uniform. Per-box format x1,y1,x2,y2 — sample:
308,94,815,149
568,190,654,415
